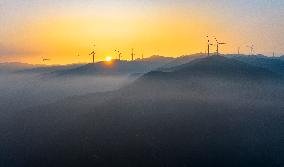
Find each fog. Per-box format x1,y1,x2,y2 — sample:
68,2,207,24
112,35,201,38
0,73,135,113
1,56,284,167
1,70,283,167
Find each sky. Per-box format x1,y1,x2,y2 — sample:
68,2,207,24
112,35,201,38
1,0,284,64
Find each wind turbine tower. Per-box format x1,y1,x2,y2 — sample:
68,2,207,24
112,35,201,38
131,48,135,61
214,37,226,56
206,36,214,57
238,47,240,56
119,52,122,61
207,36,210,56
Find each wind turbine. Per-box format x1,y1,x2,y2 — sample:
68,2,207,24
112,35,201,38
246,44,254,56
214,37,226,56
131,48,135,61
89,51,95,64
115,49,123,61
206,36,214,56
42,57,50,62
89,41,96,63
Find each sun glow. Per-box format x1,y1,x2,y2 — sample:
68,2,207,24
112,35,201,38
105,56,112,62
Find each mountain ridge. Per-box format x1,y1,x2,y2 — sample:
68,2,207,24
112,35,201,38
6,55,284,167
143,56,282,83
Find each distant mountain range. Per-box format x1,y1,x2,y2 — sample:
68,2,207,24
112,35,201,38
0,62,84,75
18,64,84,74
6,55,284,167
0,62,38,73
50,59,171,77
2,54,284,78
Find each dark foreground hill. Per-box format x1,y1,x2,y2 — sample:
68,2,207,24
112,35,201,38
2,56,284,167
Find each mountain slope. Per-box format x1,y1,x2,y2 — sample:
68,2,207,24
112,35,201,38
149,56,281,82
231,56,284,76
159,53,206,71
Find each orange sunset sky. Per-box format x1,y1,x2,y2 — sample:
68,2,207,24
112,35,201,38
1,0,284,64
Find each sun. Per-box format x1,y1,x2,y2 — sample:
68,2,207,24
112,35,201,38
105,56,112,62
